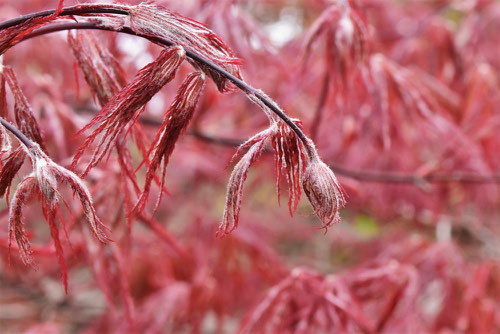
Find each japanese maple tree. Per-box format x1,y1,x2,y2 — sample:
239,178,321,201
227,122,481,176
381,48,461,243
0,0,499,333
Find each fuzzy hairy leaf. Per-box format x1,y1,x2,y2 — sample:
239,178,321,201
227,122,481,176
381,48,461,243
0,147,26,197
3,67,46,150
135,71,205,214
218,138,267,236
72,46,186,177
68,30,127,107
127,2,242,92
9,143,110,290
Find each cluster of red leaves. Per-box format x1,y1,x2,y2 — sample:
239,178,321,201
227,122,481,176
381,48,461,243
296,0,500,222
243,236,499,333
135,71,206,214
68,31,127,108
218,93,345,236
304,0,368,86
71,45,186,177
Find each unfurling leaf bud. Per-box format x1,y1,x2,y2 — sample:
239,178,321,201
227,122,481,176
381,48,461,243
33,152,58,208
302,152,346,229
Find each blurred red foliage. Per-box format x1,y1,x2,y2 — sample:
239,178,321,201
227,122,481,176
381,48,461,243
0,0,499,332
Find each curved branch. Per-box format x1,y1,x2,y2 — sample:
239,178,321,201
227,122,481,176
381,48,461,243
10,7,492,185
1,9,314,157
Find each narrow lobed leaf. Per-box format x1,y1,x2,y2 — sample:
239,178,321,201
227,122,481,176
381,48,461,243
72,45,186,177
8,176,38,269
135,71,205,214
3,67,46,150
0,147,26,197
218,138,268,237
68,30,127,107
247,93,306,215
271,121,306,215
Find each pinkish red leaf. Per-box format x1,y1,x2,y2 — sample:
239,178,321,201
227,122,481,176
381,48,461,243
135,71,205,214
127,2,242,92
8,176,38,269
72,46,186,177
3,67,46,150
0,147,26,197
68,30,127,107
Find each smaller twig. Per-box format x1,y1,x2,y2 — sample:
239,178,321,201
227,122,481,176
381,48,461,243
0,116,33,149
190,130,500,185
71,107,500,185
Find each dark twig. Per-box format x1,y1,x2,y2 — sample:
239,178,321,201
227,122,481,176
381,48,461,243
0,117,33,149
0,5,129,30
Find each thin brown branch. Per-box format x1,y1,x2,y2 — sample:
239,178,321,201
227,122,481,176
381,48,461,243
190,130,500,185
0,116,33,149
